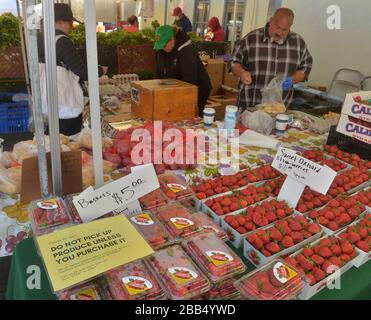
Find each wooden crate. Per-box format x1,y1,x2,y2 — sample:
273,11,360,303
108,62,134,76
131,79,198,121
204,59,225,95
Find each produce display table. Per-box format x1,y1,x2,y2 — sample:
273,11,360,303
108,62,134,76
6,238,371,300
1,114,370,300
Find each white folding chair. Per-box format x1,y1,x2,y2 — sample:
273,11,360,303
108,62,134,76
328,68,364,99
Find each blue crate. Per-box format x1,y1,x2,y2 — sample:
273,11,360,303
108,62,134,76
0,100,29,134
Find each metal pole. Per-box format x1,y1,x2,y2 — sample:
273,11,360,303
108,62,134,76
43,0,63,196
164,0,168,25
231,0,238,52
16,0,31,96
84,0,104,188
24,0,49,198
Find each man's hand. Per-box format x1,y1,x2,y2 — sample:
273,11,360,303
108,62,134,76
240,70,252,85
232,64,252,86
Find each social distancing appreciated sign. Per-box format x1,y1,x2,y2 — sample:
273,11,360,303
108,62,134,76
36,215,154,292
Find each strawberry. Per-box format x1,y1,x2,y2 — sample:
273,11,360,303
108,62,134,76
261,249,272,257
289,221,302,231
312,267,326,282
297,203,308,213
282,235,294,248
340,254,351,263
291,231,304,243
318,246,332,258
356,241,370,253
253,238,264,250
319,238,332,247
322,260,335,274
341,241,354,255
311,254,324,266
307,223,321,235
269,227,283,242
306,274,317,286
265,242,281,254
236,216,246,226
330,245,342,256
246,233,257,243
303,247,314,258
317,217,329,226
300,259,314,272
329,256,343,269
358,228,368,240
284,256,297,267
221,198,232,207
229,219,239,230
309,211,319,219
328,221,339,231
266,211,277,223
347,232,361,244
237,226,247,234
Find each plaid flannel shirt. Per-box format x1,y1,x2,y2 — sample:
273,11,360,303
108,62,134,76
232,23,313,110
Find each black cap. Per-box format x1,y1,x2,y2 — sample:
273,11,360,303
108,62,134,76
54,3,81,24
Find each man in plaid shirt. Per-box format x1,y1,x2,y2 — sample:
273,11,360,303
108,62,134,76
232,8,313,110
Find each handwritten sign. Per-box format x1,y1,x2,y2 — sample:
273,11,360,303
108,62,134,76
73,164,159,223
272,147,336,195
277,176,306,209
36,215,154,292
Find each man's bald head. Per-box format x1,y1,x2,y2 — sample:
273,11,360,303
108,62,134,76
268,8,295,44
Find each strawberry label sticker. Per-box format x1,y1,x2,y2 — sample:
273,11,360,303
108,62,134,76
168,267,198,285
123,276,153,296
130,213,154,226
37,199,58,210
206,251,233,266
70,287,99,300
167,183,187,193
170,217,194,230
202,225,219,234
272,262,298,284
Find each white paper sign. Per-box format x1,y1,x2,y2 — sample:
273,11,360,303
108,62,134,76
277,176,306,209
272,147,336,195
73,164,159,222
114,200,142,216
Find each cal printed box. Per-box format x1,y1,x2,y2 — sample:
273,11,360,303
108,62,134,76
131,79,197,121
336,114,371,145
341,91,371,123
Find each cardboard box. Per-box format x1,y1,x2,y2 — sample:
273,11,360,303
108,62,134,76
223,64,239,90
205,100,224,121
131,79,197,121
341,91,371,123
205,59,225,95
336,114,371,145
208,89,238,121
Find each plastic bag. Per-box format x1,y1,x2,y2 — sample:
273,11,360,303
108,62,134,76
241,110,274,135
261,75,284,105
12,141,33,161
0,167,22,194
102,96,120,111
0,151,15,168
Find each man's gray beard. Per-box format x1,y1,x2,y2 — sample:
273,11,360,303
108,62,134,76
271,37,284,45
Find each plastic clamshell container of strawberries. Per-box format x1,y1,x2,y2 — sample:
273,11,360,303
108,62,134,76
154,203,202,239
29,197,72,236
183,233,246,283
234,259,305,300
58,279,110,300
192,212,228,241
129,212,174,250
64,194,114,224
207,279,241,300
146,245,211,300
158,173,193,201
139,189,168,210
106,260,165,300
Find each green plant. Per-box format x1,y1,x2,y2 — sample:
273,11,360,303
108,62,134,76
0,13,21,49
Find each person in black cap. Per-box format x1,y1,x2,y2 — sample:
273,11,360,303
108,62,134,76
154,26,212,117
38,3,107,136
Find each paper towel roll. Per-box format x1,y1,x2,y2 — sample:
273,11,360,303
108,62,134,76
239,130,281,150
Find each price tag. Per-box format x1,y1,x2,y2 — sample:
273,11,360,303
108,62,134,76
73,164,159,223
